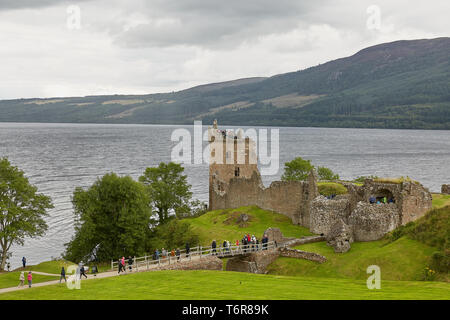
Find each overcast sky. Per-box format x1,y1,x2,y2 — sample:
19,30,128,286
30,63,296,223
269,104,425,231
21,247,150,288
0,0,448,99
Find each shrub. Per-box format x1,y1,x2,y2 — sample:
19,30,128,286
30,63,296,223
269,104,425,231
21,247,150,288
317,182,348,197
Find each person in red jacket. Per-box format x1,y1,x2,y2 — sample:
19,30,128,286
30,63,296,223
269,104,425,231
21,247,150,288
27,271,32,288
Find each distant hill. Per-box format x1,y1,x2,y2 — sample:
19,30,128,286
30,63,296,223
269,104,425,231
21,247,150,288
1,37,449,129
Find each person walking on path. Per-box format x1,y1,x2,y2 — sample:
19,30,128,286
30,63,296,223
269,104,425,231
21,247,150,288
7,262,10,272
185,243,190,258
27,271,32,288
60,266,66,283
121,256,126,272
22,257,26,268
118,258,123,274
18,272,25,287
80,265,87,279
211,240,217,255
128,256,133,272
176,248,181,262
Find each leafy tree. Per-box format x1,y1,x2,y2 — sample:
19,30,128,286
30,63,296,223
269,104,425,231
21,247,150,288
148,219,199,252
64,173,151,263
0,158,53,270
317,166,340,180
281,157,314,181
139,162,193,224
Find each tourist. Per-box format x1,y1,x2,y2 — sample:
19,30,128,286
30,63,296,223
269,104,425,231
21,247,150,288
222,240,227,254
162,248,167,259
27,271,32,288
256,238,260,251
185,243,190,258
369,196,376,204
18,272,24,287
121,256,126,272
60,266,66,283
176,248,181,261
128,256,133,272
22,256,26,268
211,240,217,255
383,196,387,204
118,257,123,274
80,264,87,279
171,249,175,257
154,249,160,261
91,265,98,277
7,262,10,272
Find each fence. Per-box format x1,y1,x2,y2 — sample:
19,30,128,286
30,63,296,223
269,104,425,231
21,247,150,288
111,241,277,271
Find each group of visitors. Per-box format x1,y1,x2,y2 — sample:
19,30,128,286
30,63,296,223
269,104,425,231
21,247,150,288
152,247,182,262
18,271,32,288
369,196,394,204
117,256,134,274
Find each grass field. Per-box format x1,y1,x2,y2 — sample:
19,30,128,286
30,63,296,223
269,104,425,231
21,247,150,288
266,237,443,281
432,193,450,208
184,206,312,244
0,270,448,300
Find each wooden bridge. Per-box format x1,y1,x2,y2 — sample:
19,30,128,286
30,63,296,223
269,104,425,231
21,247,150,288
111,241,278,271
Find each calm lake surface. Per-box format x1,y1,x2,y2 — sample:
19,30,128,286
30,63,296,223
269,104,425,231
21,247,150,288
1,122,449,268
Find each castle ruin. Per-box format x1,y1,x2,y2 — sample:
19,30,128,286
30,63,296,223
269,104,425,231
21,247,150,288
208,120,433,244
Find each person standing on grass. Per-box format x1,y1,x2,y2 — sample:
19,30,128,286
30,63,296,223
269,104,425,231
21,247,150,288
27,271,32,288
60,266,66,283
18,272,25,287
7,262,10,272
22,257,26,268
121,256,126,272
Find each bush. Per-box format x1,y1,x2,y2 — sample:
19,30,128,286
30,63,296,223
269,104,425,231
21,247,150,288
353,175,379,183
317,182,348,197
431,251,450,273
317,167,339,180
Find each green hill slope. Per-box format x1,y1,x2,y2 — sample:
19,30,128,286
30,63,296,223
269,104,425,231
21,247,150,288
1,38,448,129
183,206,312,244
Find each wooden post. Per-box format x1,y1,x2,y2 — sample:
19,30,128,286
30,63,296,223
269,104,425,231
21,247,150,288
169,254,171,265
199,246,202,259
111,260,113,271
134,256,137,271
146,256,149,270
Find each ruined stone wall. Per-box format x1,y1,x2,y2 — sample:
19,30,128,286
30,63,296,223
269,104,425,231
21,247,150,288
309,195,351,235
210,171,310,225
279,248,327,263
226,250,280,274
152,256,223,271
442,184,450,194
349,202,400,241
399,182,432,224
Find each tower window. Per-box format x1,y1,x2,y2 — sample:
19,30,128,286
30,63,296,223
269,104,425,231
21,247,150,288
234,167,240,177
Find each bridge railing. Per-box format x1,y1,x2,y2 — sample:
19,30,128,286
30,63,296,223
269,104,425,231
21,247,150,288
111,241,277,271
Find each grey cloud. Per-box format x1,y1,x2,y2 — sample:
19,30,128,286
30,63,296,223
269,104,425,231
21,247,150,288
109,0,332,49
0,0,92,10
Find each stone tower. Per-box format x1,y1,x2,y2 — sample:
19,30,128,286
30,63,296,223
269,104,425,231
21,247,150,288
208,120,259,207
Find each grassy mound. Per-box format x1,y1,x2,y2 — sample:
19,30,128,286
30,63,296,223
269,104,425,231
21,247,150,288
18,260,76,275
432,194,450,209
317,182,348,197
1,270,448,300
266,237,437,281
373,177,419,184
387,205,449,274
183,206,312,244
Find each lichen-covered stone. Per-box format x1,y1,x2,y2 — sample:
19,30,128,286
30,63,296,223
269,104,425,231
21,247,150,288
349,202,400,241
441,184,450,194
309,195,350,235
326,219,354,253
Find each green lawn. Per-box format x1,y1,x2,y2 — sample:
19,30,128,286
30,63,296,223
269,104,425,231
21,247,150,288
184,206,312,244
266,237,442,281
0,270,448,300
432,193,450,208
